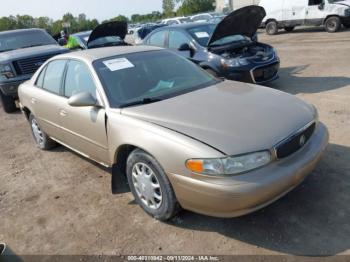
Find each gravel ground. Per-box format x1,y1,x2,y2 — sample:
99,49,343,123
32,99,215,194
1,26,350,256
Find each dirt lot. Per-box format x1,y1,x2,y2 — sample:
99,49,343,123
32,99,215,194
1,27,350,256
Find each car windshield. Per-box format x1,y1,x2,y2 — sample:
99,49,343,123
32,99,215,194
0,30,57,52
187,24,249,47
93,50,218,108
88,36,125,48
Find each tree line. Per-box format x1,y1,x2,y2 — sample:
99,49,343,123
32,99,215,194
0,0,215,35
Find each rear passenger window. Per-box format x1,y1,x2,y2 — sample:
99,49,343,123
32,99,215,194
35,66,46,88
64,60,97,98
148,31,166,47
42,60,67,94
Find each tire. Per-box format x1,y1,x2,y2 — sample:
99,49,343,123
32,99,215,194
29,114,57,150
126,149,180,221
284,26,295,32
325,16,341,33
266,20,278,35
0,91,16,113
205,68,219,78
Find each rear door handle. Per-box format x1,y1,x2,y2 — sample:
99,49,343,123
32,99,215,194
31,98,37,104
59,110,67,117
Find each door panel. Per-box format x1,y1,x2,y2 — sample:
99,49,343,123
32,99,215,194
31,60,67,140
283,0,307,25
30,87,66,140
60,60,109,165
306,0,325,25
59,104,109,164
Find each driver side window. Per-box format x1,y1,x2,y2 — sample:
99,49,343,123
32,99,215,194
64,60,97,99
168,31,190,49
309,0,323,5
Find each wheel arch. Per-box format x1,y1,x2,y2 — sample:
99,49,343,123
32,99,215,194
323,14,340,25
22,106,31,121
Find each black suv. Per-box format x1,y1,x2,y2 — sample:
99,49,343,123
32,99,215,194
0,28,69,113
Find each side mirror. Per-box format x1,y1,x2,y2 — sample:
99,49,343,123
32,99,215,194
178,43,191,51
68,92,98,107
178,43,195,57
318,3,325,10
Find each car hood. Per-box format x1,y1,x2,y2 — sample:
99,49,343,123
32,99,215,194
121,81,315,156
0,45,68,62
87,21,127,46
333,0,350,7
208,6,266,46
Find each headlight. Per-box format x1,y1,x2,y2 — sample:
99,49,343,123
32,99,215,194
0,63,15,79
311,104,319,122
345,8,350,16
221,58,249,68
186,151,272,176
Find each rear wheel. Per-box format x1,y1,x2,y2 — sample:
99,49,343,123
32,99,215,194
29,114,57,150
0,91,16,113
126,149,180,221
266,20,278,35
325,16,341,33
284,26,295,32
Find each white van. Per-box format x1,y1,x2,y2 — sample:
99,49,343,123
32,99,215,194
259,0,350,34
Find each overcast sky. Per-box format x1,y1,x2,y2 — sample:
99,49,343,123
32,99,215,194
0,0,163,21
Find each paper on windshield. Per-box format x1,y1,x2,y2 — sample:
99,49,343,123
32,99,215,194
103,58,135,71
195,32,209,38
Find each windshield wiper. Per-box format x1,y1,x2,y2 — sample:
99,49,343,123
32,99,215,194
119,98,162,108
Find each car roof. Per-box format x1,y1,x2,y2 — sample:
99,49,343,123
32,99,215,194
0,28,46,36
166,22,213,29
55,45,163,63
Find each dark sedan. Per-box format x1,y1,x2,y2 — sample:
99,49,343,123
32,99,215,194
143,6,280,84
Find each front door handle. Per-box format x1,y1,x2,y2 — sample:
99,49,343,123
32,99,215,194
31,98,37,104
59,110,67,117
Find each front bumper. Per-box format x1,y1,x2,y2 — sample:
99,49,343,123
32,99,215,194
223,60,280,85
168,122,329,218
0,79,28,97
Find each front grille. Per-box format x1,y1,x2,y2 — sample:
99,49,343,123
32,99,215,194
252,62,279,83
13,54,58,76
275,122,316,159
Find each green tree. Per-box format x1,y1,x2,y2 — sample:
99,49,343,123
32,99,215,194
163,0,175,17
111,15,129,23
177,0,215,16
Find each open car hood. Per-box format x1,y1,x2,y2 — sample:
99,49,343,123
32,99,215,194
208,6,266,46
87,21,127,47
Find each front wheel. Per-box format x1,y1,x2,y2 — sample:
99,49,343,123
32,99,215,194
0,91,16,113
29,114,57,150
266,21,278,35
126,149,180,221
325,16,341,33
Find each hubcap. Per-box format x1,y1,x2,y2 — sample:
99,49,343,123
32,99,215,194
31,119,44,146
131,163,162,210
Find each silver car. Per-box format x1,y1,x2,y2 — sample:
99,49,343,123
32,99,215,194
18,46,329,220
